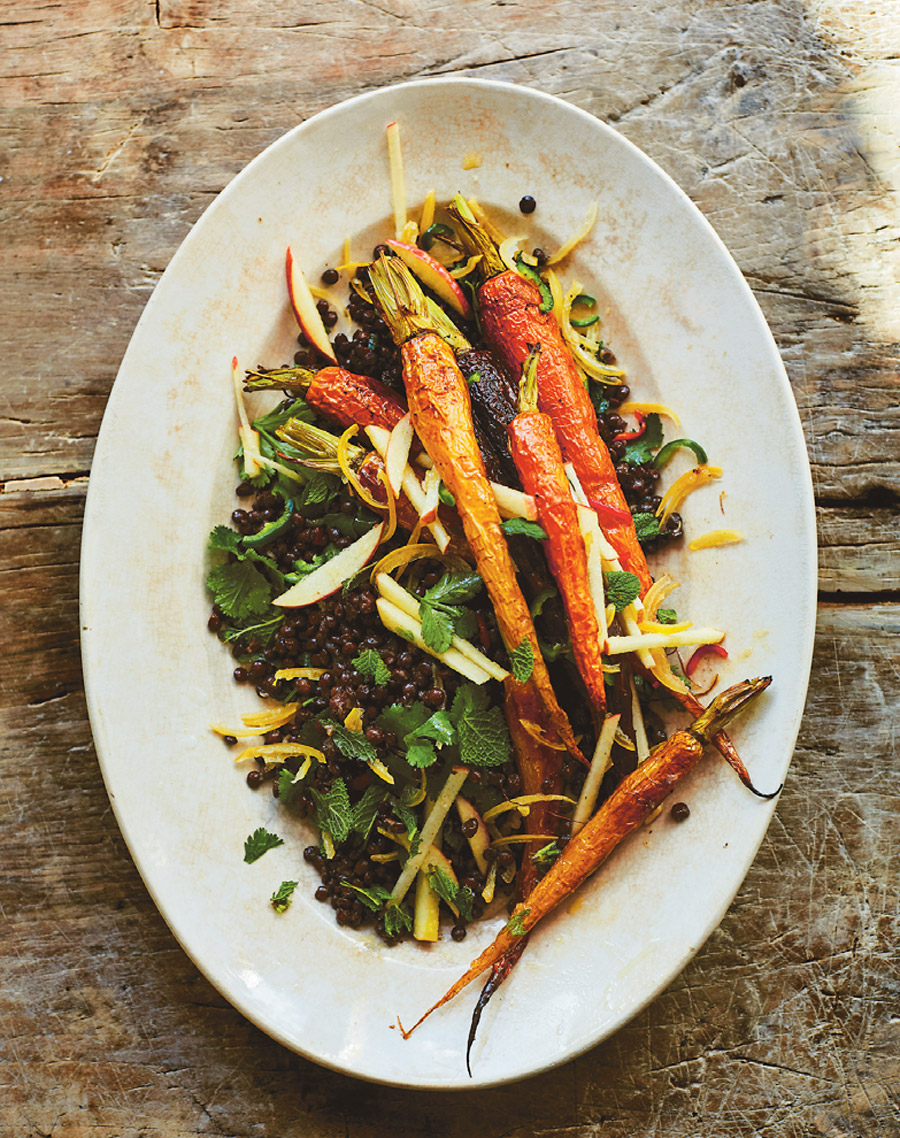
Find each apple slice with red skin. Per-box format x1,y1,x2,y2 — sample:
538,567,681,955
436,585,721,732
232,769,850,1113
273,522,383,607
286,247,337,362
385,239,471,319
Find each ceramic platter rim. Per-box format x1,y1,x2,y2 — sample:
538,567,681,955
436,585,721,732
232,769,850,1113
81,78,817,1089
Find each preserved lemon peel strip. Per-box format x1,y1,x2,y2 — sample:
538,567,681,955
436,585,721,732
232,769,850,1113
343,707,364,733
488,834,557,847
419,190,436,234
657,465,723,526
386,121,406,239
614,725,636,751
638,619,693,634
336,425,383,511
450,254,482,279
643,574,680,622
547,200,598,265
274,667,326,681
548,271,624,380
378,467,397,542
547,267,565,326
482,794,576,822
619,401,681,426
498,235,527,273
689,529,745,551
235,742,326,764
209,702,300,737
370,542,470,583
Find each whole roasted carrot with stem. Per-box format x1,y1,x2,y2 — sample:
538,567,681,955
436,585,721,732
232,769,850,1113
400,676,772,1038
508,345,606,718
368,253,583,763
447,196,651,592
245,363,410,434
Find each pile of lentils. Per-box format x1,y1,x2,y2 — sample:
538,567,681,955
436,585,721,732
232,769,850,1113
210,485,527,942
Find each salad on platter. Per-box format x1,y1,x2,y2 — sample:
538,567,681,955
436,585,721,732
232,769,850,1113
205,123,774,1056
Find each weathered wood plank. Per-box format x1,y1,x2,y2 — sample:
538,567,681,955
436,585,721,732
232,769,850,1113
0,480,897,1135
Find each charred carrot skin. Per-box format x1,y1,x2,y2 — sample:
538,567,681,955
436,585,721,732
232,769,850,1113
305,366,408,432
508,411,607,716
478,272,652,592
401,677,771,1036
401,332,583,762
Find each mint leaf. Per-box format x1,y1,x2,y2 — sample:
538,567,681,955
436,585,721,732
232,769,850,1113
457,886,475,921
427,867,459,908
352,648,391,686
378,702,430,741
310,778,353,844
505,907,530,936
270,880,298,913
632,511,661,543
450,684,511,768
322,720,378,765
657,607,678,625
622,413,663,465
243,827,284,864
510,638,534,682
208,525,242,553
424,570,483,608
343,882,394,912
383,901,413,938
207,560,273,620
348,785,387,841
605,570,641,613
500,518,547,540
391,799,419,842
300,471,339,507
420,603,455,654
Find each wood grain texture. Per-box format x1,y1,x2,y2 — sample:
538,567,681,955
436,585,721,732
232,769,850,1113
2,0,898,1134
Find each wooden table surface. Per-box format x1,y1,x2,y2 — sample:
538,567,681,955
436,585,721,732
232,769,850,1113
2,1,898,1135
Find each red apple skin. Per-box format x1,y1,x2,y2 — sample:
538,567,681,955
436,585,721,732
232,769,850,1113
286,247,337,362
385,239,471,319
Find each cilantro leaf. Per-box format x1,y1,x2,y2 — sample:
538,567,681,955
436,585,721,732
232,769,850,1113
352,648,392,686
452,609,479,639
405,740,439,769
322,720,378,765
270,880,298,913
243,827,284,864
510,638,535,682
505,907,530,936
633,511,661,544
605,570,642,613
450,684,512,768
420,603,455,654
657,607,678,625
208,525,242,554
207,560,273,620
277,767,304,807
403,709,455,769
378,703,430,741
500,518,547,540
622,413,663,465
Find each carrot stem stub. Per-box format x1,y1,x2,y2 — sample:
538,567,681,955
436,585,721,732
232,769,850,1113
400,676,772,1038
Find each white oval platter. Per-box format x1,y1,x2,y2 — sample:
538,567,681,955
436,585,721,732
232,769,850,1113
81,78,816,1089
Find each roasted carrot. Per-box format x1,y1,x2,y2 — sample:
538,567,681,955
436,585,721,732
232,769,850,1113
507,346,606,717
245,363,409,434
369,254,583,762
448,197,651,592
400,676,772,1037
